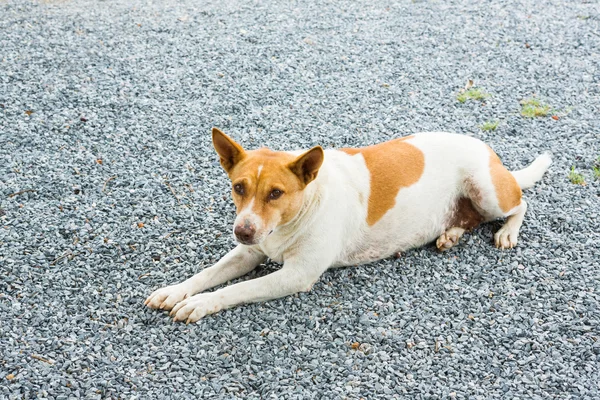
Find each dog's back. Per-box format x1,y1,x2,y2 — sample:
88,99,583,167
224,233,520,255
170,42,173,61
288,132,551,265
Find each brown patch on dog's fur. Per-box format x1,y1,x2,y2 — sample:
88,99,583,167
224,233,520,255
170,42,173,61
448,197,485,230
342,136,425,226
488,148,522,213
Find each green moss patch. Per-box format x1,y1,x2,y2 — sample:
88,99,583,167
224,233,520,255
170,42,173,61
520,98,551,118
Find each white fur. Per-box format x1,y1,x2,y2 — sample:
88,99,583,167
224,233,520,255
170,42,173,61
145,132,551,323
511,152,552,189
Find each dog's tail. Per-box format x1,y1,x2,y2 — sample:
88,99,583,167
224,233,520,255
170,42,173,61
511,152,552,190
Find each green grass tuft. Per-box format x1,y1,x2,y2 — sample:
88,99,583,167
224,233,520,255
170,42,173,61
568,166,586,185
480,120,499,131
520,98,551,118
457,88,489,103
594,156,600,180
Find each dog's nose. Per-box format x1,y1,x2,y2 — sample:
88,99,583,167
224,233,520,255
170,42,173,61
234,224,256,244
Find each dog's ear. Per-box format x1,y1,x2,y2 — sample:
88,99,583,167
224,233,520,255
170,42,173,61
288,146,324,185
212,128,246,173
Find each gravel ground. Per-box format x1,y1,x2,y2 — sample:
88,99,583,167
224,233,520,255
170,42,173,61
1,0,599,398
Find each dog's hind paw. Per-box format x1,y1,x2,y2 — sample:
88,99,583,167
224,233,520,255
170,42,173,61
436,227,466,251
494,226,518,249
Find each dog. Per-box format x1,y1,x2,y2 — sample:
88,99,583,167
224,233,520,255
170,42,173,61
145,127,552,323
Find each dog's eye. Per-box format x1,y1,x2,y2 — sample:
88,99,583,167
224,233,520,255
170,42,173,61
233,183,245,195
269,189,283,200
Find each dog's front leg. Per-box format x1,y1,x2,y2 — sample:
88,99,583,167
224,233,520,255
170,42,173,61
169,259,327,323
144,245,266,311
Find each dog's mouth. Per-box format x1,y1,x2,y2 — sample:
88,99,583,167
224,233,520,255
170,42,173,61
234,229,275,246
236,237,257,246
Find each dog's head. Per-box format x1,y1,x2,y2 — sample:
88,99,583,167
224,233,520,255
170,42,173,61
212,128,324,245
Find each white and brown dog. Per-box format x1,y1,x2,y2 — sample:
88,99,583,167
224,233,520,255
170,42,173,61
145,128,551,323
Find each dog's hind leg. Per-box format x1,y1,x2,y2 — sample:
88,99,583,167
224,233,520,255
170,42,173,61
439,148,540,251
490,153,550,248
493,200,527,249
467,149,546,249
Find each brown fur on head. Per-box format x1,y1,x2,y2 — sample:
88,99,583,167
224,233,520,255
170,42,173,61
212,128,324,245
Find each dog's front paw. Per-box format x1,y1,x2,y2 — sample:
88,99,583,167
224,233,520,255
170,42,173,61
144,283,192,311
169,294,222,324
